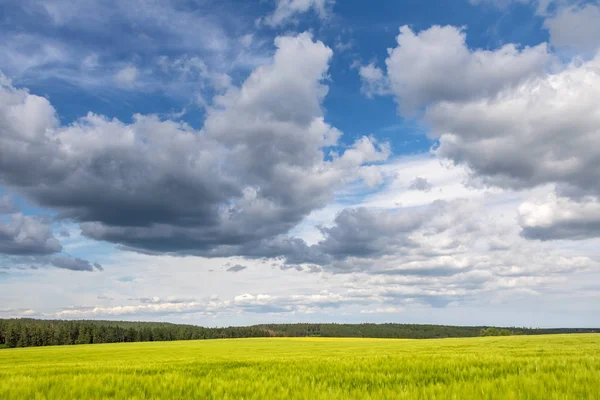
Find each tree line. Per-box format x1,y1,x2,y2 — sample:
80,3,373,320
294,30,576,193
0,319,269,348
0,319,596,348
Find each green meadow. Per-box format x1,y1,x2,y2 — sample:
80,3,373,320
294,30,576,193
1,334,598,399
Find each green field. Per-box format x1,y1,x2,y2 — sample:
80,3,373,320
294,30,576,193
1,334,598,399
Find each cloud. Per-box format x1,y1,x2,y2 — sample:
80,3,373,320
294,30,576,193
358,62,390,98
470,0,600,53
0,33,389,256
56,301,208,317
227,264,247,272
0,213,62,255
0,195,18,214
5,185,598,319
4,0,233,55
0,33,69,78
53,290,370,318
113,65,139,87
468,0,559,15
544,3,600,53
360,22,599,247
264,0,334,26
271,196,597,282
313,205,431,261
155,55,233,107
232,291,365,313
50,257,103,272
408,177,433,192
429,52,600,197
0,253,103,273
363,25,549,114
0,0,267,103
519,194,600,240
360,306,404,314
136,296,197,304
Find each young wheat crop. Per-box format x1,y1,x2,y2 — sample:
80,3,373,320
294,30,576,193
0,334,598,399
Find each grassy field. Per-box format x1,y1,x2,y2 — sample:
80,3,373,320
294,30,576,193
0,334,598,399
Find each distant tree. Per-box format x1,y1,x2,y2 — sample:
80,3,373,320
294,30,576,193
480,327,512,337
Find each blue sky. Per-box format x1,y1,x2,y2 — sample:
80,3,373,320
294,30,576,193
1,0,600,327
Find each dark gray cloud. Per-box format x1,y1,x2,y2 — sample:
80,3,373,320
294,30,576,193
0,254,102,273
226,264,247,272
522,224,600,241
0,34,388,256
207,200,478,275
174,202,443,270
314,207,426,260
306,200,477,267
50,257,103,272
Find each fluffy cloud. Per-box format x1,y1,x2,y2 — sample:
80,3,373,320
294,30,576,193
429,53,600,196
0,33,388,256
360,23,600,242
361,25,549,114
264,0,334,26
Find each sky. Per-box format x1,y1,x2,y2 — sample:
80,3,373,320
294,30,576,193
1,0,600,328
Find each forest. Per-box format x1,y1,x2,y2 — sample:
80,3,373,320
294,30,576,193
0,319,597,348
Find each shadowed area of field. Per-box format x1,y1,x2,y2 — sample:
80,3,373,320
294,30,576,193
1,334,599,399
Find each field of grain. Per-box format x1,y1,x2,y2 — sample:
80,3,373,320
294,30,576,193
0,334,598,399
